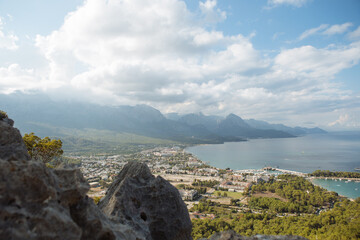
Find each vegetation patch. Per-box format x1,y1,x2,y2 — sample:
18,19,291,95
252,192,288,202
309,170,360,178
0,110,8,120
192,199,360,240
214,191,243,199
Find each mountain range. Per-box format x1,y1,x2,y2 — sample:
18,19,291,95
0,93,326,148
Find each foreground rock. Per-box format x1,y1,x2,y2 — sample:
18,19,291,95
0,116,144,239
99,161,193,240
0,116,29,161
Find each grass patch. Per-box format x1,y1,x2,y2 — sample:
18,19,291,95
213,191,243,199
21,122,177,154
252,191,288,202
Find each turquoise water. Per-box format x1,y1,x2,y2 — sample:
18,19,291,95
186,132,360,173
186,132,360,199
311,179,360,199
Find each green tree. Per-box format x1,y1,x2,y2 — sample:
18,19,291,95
0,110,8,120
23,132,63,163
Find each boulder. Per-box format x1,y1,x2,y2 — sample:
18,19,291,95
0,116,143,240
99,161,193,240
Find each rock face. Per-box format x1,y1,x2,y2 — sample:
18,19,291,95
0,116,146,240
99,161,193,240
0,116,29,161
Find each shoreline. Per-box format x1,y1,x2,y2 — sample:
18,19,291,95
308,178,355,201
185,147,359,180
184,148,359,200
308,176,360,182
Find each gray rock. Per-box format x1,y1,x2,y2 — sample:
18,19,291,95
0,117,143,240
53,167,90,206
0,117,29,162
69,197,145,240
0,158,82,240
99,161,193,240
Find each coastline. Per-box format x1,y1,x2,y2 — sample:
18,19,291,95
308,178,355,201
185,133,360,174
308,176,360,182
185,148,359,200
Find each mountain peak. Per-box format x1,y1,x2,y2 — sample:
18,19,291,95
222,113,250,129
131,104,165,122
226,113,242,119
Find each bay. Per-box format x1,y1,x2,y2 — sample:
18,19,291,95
186,132,360,199
186,132,360,173
311,179,360,199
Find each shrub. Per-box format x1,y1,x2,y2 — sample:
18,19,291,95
0,110,8,120
92,196,103,204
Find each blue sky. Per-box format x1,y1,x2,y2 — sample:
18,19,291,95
0,0,359,129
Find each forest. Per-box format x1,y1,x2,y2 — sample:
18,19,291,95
191,175,360,239
309,170,360,178
192,199,360,240
249,175,339,213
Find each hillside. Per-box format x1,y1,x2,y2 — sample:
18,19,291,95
0,93,326,153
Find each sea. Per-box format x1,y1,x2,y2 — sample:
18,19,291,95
186,131,360,199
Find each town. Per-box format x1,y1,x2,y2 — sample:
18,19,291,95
71,146,314,220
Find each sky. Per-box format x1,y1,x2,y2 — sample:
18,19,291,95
0,0,359,130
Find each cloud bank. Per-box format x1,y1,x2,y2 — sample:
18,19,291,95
299,23,354,40
0,17,18,50
267,0,310,8
0,0,359,129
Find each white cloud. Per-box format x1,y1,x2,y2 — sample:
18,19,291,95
0,64,41,93
298,23,353,41
298,24,328,40
273,43,360,80
328,113,360,129
328,114,349,127
1,0,359,129
323,22,353,35
348,26,360,40
34,0,264,106
199,0,226,24
267,0,309,7
0,17,18,50
192,30,224,46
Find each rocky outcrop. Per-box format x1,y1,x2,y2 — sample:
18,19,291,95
201,230,308,240
0,116,29,162
0,116,144,240
99,161,193,240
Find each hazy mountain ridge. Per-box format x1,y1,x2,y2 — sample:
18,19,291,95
177,112,325,139
215,114,294,138
244,119,327,135
178,112,223,131
0,93,326,147
0,93,233,144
